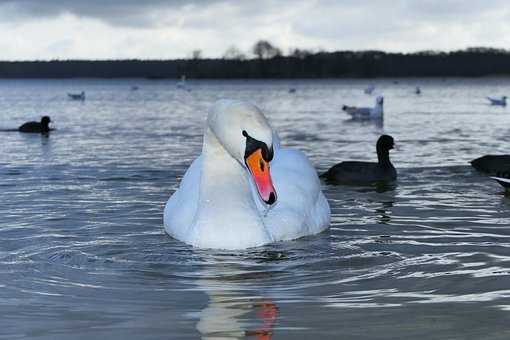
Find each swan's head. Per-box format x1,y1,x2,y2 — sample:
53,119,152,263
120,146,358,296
208,100,277,205
376,96,384,106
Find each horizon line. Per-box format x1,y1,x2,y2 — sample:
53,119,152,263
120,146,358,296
0,46,508,63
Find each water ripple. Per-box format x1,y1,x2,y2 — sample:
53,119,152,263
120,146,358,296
2,78,510,338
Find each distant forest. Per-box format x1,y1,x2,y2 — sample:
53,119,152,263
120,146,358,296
1,41,510,78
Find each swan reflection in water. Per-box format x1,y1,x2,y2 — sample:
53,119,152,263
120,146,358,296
197,290,278,339
194,258,280,339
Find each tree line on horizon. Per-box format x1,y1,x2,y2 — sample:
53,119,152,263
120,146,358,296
0,40,509,78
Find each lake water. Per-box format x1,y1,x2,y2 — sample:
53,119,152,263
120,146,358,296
1,78,510,339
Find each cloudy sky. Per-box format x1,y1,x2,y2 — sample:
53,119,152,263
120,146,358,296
0,0,509,60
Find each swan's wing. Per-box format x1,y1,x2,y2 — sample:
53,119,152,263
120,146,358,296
265,148,330,241
164,156,202,241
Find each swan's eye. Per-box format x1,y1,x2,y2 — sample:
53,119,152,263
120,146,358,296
259,159,265,171
264,145,274,162
242,131,272,162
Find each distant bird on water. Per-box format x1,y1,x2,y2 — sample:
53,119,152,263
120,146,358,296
321,135,397,184
177,75,192,91
364,84,375,95
415,86,421,95
68,91,85,101
342,96,384,119
487,96,506,106
18,116,52,133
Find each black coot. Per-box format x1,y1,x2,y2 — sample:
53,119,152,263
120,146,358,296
321,135,397,184
18,116,52,133
470,155,510,177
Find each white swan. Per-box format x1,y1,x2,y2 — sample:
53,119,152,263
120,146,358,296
487,96,507,106
164,100,330,249
342,96,384,119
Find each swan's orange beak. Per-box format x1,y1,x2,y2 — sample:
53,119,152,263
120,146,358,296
245,149,277,205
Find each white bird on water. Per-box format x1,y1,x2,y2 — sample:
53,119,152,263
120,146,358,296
342,96,384,119
364,84,375,95
68,91,85,101
164,100,330,249
487,96,507,106
177,75,191,91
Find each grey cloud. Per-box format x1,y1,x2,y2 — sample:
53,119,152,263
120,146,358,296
4,0,508,31
0,0,220,27
0,0,509,59
292,0,510,50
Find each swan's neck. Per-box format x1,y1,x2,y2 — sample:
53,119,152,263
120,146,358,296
188,128,271,247
197,128,265,224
